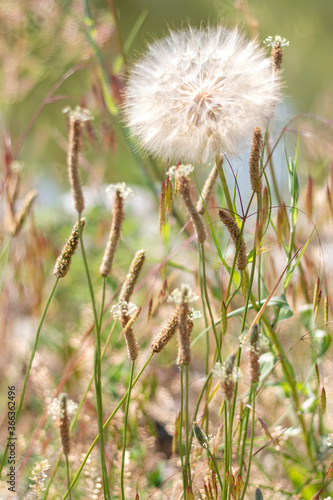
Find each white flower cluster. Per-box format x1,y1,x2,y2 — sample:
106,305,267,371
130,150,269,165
212,361,242,382
263,35,290,48
124,26,280,164
167,164,194,179
106,183,133,200
188,308,202,321
111,301,138,319
25,460,50,498
47,397,78,422
167,284,198,305
62,105,93,122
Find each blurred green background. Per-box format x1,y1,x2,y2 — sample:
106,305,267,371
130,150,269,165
1,0,332,195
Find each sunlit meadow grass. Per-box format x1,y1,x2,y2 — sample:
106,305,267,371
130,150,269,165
0,3,332,500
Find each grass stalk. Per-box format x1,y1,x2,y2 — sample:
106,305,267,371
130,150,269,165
0,278,59,477
120,360,135,500
77,213,110,499
60,352,154,500
240,383,257,500
65,455,72,500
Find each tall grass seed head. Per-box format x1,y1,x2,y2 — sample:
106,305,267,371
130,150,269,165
124,26,280,164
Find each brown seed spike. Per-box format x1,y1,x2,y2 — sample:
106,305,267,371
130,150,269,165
178,174,207,244
119,302,140,360
248,324,261,383
59,393,71,456
196,163,219,214
100,189,124,277
218,209,247,270
54,219,86,278
151,309,178,353
249,127,263,194
67,114,85,213
119,249,145,303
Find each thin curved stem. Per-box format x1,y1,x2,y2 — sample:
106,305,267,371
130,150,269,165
120,361,135,500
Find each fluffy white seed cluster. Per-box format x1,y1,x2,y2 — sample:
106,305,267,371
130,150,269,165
111,301,138,319
124,26,280,164
47,397,78,422
106,183,133,200
167,284,199,305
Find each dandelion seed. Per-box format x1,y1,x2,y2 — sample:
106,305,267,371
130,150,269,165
124,26,280,164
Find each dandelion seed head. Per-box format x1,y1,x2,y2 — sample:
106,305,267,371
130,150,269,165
106,183,133,200
124,26,280,164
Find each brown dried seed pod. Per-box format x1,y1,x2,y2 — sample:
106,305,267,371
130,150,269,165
151,309,178,353
59,393,70,456
196,163,219,214
54,219,86,278
100,189,124,277
218,209,247,270
177,297,192,366
67,115,85,213
249,127,263,194
178,174,207,244
248,324,260,383
120,303,140,361
221,353,235,401
119,249,145,303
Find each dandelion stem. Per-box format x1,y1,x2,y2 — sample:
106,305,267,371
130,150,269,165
120,360,135,500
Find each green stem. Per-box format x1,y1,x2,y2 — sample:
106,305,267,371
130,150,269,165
120,361,135,500
78,213,110,500
216,156,234,217
179,367,187,492
223,401,228,500
207,447,223,493
201,243,222,362
0,278,58,477
65,455,72,500
240,383,257,500
60,352,153,500
227,400,233,500
184,365,191,488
